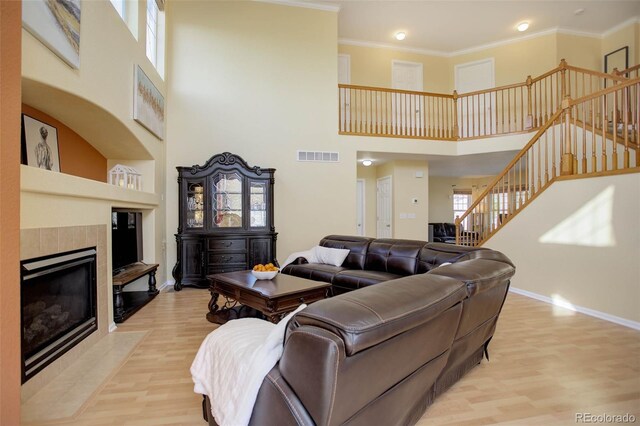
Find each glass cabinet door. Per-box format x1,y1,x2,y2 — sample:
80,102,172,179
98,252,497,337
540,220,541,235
186,182,205,229
212,172,243,228
250,180,267,228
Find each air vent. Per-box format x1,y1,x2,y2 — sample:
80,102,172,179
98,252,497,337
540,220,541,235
297,151,340,163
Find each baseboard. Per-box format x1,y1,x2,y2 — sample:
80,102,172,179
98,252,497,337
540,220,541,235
159,280,173,292
509,287,640,331
108,322,117,333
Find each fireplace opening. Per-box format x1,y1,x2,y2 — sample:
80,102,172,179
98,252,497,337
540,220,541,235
21,248,98,383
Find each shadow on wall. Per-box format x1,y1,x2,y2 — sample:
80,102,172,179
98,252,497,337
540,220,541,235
538,185,616,248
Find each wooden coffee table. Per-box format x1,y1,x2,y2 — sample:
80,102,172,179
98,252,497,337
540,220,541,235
206,271,331,324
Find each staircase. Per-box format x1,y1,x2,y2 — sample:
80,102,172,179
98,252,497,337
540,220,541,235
455,70,639,246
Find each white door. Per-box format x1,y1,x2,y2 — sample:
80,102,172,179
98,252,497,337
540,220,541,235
356,179,365,236
377,176,392,238
392,60,423,135
338,54,351,132
455,58,495,137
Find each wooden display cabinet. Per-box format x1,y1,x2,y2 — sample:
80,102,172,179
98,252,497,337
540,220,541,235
172,153,277,290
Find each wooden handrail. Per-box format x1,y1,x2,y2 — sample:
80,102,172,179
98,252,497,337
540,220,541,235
530,66,563,84
457,108,563,219
569,76,640,106
564,64,628,82
338,84,454,98
457,81,526,97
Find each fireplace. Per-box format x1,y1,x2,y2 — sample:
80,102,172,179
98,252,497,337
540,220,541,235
21,248,98,383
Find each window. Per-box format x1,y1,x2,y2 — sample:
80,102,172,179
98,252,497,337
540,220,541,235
110,0,125,20
146,0,165,76
453,189,472,229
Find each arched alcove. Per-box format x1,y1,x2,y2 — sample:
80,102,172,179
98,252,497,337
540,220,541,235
22,78,153,161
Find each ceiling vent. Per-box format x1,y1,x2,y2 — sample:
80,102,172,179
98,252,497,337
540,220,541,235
297,151,340,163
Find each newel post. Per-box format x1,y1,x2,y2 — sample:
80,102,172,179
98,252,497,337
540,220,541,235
452,90,459,140
559,59,568,99
525,75,533,129
560,95,574,175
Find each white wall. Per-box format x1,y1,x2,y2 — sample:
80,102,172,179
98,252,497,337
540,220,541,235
485,172,640,324
165,1,351,266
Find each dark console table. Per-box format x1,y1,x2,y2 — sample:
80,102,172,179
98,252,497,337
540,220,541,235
113,262,159,323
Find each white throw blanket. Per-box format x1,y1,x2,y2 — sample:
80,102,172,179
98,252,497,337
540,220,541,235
190,304,306,426
280,247,318,269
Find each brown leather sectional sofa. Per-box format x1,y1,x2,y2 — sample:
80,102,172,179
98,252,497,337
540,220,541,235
204,235,515,425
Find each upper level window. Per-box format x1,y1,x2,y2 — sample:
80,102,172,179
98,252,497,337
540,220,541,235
146,0,165,76
110,0,125,20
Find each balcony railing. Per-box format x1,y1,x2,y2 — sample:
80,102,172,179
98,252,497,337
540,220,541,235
339,60,629,141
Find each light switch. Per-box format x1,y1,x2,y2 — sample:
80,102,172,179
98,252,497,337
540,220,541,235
415,171,424,178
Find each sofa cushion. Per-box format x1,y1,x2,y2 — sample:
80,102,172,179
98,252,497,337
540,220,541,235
292,273,467,356
315,246,350,267
282,263,346,284
319,235,373,270
364,240,425,276
332,270,402,292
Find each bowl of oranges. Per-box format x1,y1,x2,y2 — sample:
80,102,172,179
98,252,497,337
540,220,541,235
251,263,279,280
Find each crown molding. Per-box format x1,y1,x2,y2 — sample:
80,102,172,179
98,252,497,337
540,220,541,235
338,38,448,57
601,16,640,38
339,16,640,58
254,0,340,12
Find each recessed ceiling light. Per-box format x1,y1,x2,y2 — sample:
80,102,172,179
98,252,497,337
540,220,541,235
517,21,529,32
362,160,373,167
574,8,585,15
395,32,406,41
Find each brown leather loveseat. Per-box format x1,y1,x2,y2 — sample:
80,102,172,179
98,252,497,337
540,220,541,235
204,236,515,425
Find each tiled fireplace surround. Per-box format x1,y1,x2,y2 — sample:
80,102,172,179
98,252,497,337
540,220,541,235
19,225,109,401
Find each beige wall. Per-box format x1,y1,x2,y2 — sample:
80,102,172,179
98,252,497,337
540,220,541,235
556,33,602,71
357,160,429,240
0,1,22,423
486,173,640,324
165,1,352,263
602,22,638,71
449,34,558,89
338,44,450,93
21,0,167,286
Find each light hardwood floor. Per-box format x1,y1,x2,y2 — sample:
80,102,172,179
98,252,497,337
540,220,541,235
24,288,640,425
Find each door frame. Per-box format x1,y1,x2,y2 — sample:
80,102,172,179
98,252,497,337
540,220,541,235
376,175,393,238
338,53,351,84
356,178,365,236
454,57,495,92
391,60,424,91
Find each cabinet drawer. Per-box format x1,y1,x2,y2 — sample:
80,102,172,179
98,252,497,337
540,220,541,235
208,239,246,251
208,266,246,275
208,253,247,264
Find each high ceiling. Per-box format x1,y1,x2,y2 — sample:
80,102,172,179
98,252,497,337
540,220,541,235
320,1,640,54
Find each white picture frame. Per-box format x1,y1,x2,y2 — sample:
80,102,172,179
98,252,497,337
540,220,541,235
22,0,81,69
134,65,165,140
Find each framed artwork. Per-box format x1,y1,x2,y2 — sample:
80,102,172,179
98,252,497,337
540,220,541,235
134,65,165,140
22,0,81,69
22,115,61,172
604,46,628,86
